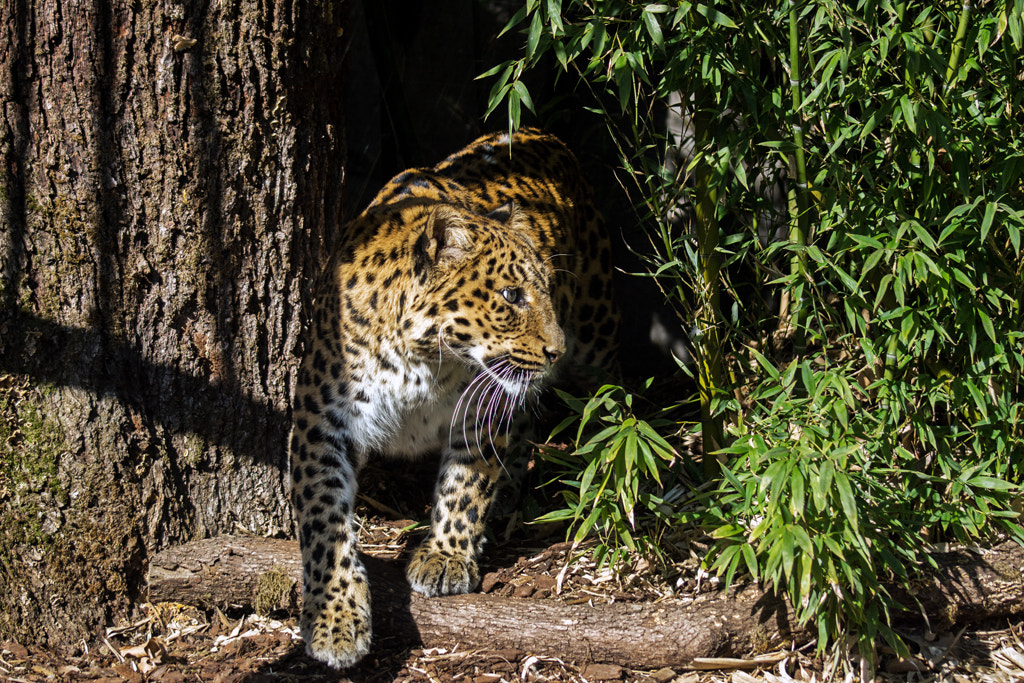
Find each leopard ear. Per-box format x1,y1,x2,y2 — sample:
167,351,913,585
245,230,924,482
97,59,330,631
486,201,515,223
502,204,539,248
422,206,475,264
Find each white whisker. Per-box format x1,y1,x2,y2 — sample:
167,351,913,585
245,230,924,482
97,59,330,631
437,326,452,376
450,369,491,451
543,252,571,264
447,355,533,482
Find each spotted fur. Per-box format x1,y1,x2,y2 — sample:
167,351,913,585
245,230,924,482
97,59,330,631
289,129,618,668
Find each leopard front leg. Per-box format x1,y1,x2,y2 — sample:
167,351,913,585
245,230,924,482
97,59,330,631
290,396,371,669
405,441,505,596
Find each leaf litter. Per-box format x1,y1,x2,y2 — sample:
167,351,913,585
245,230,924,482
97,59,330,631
2,469,1023,682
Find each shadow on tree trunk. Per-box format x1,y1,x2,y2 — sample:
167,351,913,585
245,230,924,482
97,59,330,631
1,313,290,468
0,0,346,650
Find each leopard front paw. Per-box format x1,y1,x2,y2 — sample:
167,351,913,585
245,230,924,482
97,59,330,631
300,580,372,669
406,544,480,596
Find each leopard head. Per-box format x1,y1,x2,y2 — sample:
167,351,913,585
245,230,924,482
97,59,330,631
412,203,567,396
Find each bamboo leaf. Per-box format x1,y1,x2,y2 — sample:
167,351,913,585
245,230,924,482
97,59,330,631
833,471,859,530
496,4,529,38
526,10,543,61
981,201,997,244
642,7,665,48
545,0,564,36
899,94,917,134
695,3,738,29
512,81,535,113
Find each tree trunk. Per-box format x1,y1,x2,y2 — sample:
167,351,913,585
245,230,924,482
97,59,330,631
0,0,345,650
148,536,1024,669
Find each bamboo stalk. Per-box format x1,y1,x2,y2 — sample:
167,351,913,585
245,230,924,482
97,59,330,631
691,101,725,477
882,333,900,412
787,0,812,356
945,1,973,87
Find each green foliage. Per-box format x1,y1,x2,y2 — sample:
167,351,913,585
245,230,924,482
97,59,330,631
537,383,685,568
692,352,1024,653
486,0,1024,663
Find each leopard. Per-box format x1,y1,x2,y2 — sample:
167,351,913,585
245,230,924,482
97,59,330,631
288,128,619,669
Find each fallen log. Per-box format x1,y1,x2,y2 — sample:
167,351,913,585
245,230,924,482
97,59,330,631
147,536,1024,669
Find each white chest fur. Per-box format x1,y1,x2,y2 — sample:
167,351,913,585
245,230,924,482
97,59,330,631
343,349,470,459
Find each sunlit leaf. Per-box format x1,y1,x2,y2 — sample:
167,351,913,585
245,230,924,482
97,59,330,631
642,7,665,48
695,3,738,28
512,81,535,113
981,201,997,244
526,10,543,61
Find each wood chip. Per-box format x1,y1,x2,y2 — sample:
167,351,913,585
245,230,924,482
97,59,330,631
480,572,502,593
580,662,624,680
651,666,677,682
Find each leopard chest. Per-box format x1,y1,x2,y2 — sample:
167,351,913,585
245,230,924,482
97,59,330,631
341,348,470,459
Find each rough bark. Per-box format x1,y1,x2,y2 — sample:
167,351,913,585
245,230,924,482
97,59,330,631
148,535,809,668
0,0,345,649
147,536,1024,668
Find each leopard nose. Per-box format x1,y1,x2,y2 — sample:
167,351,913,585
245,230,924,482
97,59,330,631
543,324,566,366
544,346,562,365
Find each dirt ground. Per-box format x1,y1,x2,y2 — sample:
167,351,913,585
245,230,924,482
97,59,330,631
3,569,1024,682
3,579,1024,682
4,525,1024,683
5,623,1024,683
4,464,1024,682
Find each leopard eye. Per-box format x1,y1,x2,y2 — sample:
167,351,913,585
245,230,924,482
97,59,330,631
500,287,521,304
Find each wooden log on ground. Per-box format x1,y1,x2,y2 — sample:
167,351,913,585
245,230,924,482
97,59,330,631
147,536,1024,669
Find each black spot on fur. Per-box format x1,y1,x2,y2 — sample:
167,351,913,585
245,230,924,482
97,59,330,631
306,426,324,444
